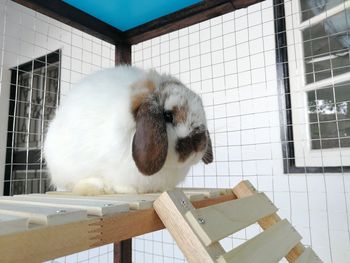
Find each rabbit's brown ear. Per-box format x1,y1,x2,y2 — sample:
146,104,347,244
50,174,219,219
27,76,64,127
202,131,213,164
132,97,168,175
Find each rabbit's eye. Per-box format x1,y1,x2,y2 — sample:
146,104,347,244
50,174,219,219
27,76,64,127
164,111,173,123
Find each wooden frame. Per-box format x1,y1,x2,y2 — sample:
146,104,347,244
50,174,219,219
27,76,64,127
0,193,235,263
154,181,321,263
4,50,61,196
11,0,264,45
274,0,350,173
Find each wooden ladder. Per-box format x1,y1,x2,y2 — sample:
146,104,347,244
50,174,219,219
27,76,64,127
153,180,322,263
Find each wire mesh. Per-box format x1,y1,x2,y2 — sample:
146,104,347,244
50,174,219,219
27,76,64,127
132,0,350,262
0,0,115,262
0,0,349,262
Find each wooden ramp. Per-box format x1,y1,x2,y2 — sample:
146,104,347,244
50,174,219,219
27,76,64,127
0,181,322,263
154,181,323,263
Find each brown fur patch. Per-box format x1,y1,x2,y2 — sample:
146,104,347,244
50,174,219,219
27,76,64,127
132,98,168,175
176,130,207,162
176,136,193,162
172,106,187,124
131,79,156,118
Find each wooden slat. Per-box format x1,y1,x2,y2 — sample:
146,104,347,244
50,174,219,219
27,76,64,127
140,192,205,202
0,215,29,235
0,193,235,263
179,187,232,198
185,193,277,245
233,180,306,262
185,193,206,201
0,202,86,225
217,219,302,263
44,191,206,208
1,196,129,216
38,194,154,210
154,190,225,263
295,248,323,263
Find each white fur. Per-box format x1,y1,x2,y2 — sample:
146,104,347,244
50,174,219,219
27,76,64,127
44,66,207,194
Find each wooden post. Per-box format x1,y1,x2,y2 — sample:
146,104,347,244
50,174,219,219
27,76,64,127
114,239,132,263
115,42,132,65
114,41,132,263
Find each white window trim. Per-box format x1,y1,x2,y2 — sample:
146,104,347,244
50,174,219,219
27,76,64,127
285,0,350,167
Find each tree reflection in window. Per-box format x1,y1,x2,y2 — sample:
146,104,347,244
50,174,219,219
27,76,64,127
4,50,60,195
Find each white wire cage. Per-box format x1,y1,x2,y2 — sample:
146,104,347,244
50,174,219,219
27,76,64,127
0,0,349,262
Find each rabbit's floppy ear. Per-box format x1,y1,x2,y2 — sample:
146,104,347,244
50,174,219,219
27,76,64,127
202,131,213,164
132,96,168,175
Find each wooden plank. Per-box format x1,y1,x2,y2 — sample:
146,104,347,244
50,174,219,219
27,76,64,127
12,0,124,45
233,180,306,262
144,192,205,202
0,215,29,235
295,248,323,263
185,193,277,245
35,194,154,210
43,191,206,208
179,187,232,198
0,193,235,263
92,193,236,247
0,218,98,263
183,190,219,198
0,202,86,225
154,190,225,263
2,196,129,216
217,219,302,263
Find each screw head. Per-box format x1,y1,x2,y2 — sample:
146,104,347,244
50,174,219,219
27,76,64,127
197,217,205,224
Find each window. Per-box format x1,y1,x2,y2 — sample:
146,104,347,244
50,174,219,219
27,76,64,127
280,0,350,171
4,50,61,195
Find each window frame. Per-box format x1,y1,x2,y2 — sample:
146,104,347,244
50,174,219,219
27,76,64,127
275,0,350,173
4,50,61,195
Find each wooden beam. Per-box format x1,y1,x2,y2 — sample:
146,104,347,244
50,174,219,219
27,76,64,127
11,0,124,45
12,0,265,46
154,190,226,263
114,239,132,263
0,193,235,263
229,0,264,9
115,43,132,65
124,0,264,44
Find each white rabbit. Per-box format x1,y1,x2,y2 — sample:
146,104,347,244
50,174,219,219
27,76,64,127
44,65,213,195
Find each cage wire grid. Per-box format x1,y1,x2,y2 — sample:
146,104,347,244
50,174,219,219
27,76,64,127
0,0,349,262
0,0,115,261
